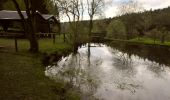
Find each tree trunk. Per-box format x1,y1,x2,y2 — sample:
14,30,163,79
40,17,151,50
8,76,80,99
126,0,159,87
161,35,165,44
87,43,91,67
126,33,130,40
25,0,39,52
27,27,39,52
88,17,93,42
27,11,39,52
154,37,156,44
63,32,66,42
12,0,39,53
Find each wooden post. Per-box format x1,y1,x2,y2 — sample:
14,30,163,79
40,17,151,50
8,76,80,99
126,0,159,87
14,36,18,52
53,34,55,44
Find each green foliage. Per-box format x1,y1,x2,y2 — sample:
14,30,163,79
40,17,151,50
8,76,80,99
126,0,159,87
45,0,59,15
28,0,49,13
130,37,170,46
108,7,170,41
106,19,126,39
61,22,89,44
78,26,89,43
92,20,107,33
2,0,49,13
3,0,25,10
146,28,161,43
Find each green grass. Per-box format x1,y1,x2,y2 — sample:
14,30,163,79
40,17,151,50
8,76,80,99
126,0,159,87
129,37,170,46
0,35,71,54
0,36,80,100
105,37,170,47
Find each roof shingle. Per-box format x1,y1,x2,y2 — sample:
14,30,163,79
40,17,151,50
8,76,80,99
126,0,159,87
0,10,27,20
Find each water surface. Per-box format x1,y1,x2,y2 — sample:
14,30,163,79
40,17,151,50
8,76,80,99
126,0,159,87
46,43,170,100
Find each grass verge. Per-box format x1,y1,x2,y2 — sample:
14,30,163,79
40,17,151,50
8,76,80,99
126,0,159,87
105,37,170,47
0,36,80,100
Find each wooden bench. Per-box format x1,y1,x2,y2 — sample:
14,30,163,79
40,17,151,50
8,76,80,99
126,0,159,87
37,33,56,44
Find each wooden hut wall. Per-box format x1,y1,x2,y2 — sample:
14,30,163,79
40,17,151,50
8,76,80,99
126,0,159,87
35,15,50,33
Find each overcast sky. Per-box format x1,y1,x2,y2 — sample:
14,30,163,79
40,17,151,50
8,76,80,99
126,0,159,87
105,0,170,18
61,0,170,22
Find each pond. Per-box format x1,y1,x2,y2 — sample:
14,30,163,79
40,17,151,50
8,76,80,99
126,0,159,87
45,42,170,100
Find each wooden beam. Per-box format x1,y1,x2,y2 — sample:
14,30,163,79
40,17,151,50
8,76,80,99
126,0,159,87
14,36,18,52
0,46,4,49
53,34,55,44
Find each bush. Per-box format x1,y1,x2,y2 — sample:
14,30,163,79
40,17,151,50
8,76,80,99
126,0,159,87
106,19,126,39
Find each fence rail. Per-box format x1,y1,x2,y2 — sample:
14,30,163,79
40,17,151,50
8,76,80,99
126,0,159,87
0,32,57,52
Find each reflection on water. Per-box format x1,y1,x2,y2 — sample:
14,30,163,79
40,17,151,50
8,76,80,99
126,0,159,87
45,43,170,100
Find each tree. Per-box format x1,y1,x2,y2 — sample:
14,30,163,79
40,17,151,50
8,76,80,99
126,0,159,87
117,0,144,40
159,27,168,43
153,11,170,43
4,0,48,13
3,0,25,10
92,20,107,33
87,0,104,41
12,0,39,52
107,19,126,39
0,0,7,10
148,28,160,44
54,0,84,52
45,0,61,37
45,0,59,15
117,0,143,15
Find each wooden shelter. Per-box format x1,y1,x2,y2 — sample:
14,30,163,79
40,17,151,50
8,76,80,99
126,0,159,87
0,10,60,52
0,10,60,37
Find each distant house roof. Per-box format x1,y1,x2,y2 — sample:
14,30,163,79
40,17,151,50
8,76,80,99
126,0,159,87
42,15,54,20
0,10,57,21
0,10,27,20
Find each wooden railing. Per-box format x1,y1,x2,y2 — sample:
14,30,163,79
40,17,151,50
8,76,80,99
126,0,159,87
0,32,23,52
36,33,56,44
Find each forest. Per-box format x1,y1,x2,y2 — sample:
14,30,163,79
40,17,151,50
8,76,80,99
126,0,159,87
1,0,170,45
62,6,170,44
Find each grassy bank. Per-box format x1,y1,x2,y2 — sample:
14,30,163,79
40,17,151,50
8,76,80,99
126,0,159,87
0,36,80,100
105,37,170,47
0,36,71,54
129,37,170,46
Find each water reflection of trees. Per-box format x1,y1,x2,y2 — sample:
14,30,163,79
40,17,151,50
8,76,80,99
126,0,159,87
53,44,103,99
111,49,136,77
109,48,142,94
108,42,170,78
146,62,166,78
107,42,170,93
108,42,170,66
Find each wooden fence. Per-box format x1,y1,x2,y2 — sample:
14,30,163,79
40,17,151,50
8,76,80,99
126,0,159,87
0,32,57,52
